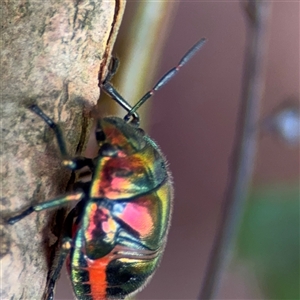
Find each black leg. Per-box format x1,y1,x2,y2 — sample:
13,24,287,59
45,207,77,300
30,105,68,158
45,237,72,300
30,105,95,171
7,191,83,225
62,156,94,171
104,57,119,83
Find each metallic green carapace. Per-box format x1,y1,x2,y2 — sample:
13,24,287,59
68,117,173,299
7,38,205,300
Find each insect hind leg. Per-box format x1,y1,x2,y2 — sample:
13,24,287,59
45,237,72,300
45,207,77,300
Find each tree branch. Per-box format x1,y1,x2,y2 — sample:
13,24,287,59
198,1,272,299
0,1,125,299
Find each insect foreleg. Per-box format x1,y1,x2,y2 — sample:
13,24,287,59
30,105,68,159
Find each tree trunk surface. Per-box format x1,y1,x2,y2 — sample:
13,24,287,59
0,0,125,299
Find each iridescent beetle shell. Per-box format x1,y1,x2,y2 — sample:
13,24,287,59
6,38,205,300
68,117,173,299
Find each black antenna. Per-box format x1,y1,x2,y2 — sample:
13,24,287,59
124,38,207,122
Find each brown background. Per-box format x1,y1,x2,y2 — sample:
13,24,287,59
56,2,299,299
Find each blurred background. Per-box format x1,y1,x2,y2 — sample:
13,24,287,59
56,1,299,299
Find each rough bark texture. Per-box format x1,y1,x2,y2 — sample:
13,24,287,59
0,1,125,299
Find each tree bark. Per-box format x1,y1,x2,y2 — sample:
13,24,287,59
0,1,126,299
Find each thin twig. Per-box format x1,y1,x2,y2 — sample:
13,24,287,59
198,1,272,299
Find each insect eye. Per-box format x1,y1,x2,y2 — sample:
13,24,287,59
99,143,118,157
96,129,106,143
137,128,145,135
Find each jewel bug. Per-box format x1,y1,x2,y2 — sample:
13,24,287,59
7,38,206,300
